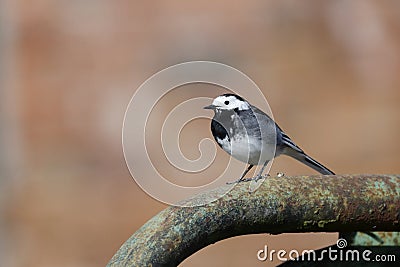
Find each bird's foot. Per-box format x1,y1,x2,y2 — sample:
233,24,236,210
226,174,270,185
226,178,251,185
246,175,261,182
251,174,269,182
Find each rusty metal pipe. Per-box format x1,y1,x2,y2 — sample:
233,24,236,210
107,174,400,266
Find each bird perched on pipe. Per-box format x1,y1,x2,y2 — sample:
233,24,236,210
204,94,382,243
204,93,334,183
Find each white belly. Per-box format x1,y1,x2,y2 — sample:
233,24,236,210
216,135,275,165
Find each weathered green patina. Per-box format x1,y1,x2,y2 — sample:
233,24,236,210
107,174,400,266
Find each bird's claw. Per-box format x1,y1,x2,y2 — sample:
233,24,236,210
226,174,269,185
226,178,249,185
252,174,266,182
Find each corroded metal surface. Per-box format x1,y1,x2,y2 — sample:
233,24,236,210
107,175,400,266
352,231,400,246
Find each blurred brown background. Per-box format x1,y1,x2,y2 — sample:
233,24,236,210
1,0,400,266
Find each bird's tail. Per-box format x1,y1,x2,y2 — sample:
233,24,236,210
286,148,335,175
280,132,334,175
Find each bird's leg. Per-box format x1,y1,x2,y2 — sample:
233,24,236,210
250,161,269,182
239,164,254,182
226,164,254,184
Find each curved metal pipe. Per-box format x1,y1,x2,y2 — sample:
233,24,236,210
107,174,400,266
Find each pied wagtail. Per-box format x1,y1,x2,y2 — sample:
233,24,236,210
204,93,334,183
204,94,383,243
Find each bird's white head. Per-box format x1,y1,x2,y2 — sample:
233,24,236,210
204,94,250,111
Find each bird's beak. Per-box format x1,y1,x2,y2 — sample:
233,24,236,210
203,104,217,110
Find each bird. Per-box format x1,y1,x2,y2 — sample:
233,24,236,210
204,93,334,183
204,95,383,244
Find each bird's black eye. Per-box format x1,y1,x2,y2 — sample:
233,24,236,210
224,100,230,105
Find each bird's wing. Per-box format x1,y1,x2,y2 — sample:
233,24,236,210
249,105,303,152
279,130,303,153
249,105,334,175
